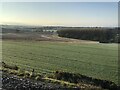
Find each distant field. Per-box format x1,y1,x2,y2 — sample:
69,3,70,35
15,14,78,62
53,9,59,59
2,40,118,84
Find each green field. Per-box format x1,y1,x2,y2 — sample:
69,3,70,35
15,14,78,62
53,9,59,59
2,40,118,84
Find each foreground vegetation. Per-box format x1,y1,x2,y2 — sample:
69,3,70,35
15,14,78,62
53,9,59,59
1,62,119,90
2,40,118,85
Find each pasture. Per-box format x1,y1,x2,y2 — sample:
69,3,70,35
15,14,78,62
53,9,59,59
2,40,118,84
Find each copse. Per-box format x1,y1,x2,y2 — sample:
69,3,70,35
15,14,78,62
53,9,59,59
57,28,118,43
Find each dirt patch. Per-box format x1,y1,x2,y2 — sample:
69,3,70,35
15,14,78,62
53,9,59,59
2,33,99,44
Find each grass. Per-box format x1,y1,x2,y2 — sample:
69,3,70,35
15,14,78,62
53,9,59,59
2,40,118,84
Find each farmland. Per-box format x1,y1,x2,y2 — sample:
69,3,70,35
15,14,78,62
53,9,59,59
2,40,118,85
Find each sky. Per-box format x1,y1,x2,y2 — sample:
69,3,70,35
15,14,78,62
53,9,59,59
0,2,118,27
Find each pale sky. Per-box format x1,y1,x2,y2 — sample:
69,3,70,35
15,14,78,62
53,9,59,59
0,2,118,27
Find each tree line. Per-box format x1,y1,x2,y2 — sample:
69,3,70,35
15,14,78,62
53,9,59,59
57,28,120,43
